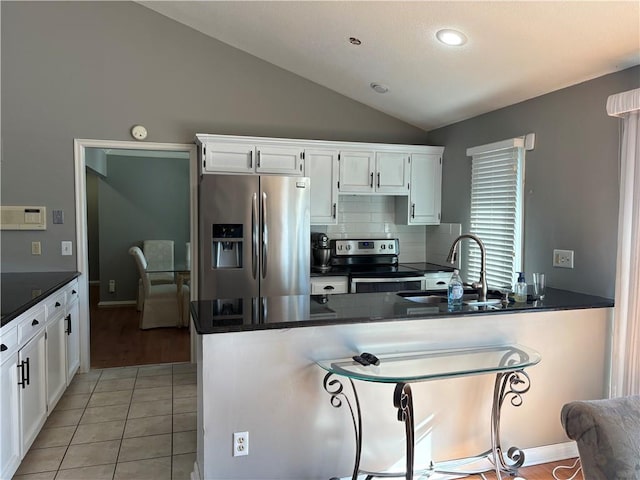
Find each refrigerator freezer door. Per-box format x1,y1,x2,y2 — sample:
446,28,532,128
259,176,311,296
199,175,259,299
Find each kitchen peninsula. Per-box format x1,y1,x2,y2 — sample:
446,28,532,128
191,289,613,480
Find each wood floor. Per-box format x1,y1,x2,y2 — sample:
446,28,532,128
89,285,190,368
464,458,582,479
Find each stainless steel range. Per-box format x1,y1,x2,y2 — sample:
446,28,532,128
329,238,430,293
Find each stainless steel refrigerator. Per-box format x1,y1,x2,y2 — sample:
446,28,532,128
199,175,310,300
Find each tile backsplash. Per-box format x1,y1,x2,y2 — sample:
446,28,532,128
425,223,462,268
313,196,459,264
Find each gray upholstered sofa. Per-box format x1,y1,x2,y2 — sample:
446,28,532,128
561,395,640,479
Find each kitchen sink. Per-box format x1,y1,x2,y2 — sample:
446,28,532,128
398,290,505,308
398,294,448,305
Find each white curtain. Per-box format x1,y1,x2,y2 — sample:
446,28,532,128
607,88,640,397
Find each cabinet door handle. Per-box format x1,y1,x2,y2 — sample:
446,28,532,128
31,319,39,326
257,150,261,168
332,203,337,219
323,285,335,291
72,289,77,295
17,361,27,388
377,172,380,188
55,302,61,308
411,204,416,218
25,358,30,386
249,150,253,169
66,314,72,335
1,344,7,352
370,173,373,188
18,358,30,387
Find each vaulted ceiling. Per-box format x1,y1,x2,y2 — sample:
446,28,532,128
140,1,640,131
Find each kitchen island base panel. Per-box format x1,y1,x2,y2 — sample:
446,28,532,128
196,308,609,480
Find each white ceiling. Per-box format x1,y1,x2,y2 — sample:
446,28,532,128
140,1,640,131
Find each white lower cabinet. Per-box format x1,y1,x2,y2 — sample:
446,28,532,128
311,276,348,295
46,311,67,409
0,350,21,479
1,277,81,479
66,297,80,381
19,328,47,455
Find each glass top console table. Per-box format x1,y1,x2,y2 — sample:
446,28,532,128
316,344,541,480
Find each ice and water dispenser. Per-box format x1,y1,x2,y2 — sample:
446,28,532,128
211,224,243,269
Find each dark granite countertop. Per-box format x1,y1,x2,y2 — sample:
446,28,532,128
1,272,80,327
190,287,613,334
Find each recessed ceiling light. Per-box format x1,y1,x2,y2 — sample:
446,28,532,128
370,83,389,94
349,37,362,46
436,29,467,46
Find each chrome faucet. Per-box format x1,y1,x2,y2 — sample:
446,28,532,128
446,234,488,302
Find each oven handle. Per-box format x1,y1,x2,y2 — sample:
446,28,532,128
350,275,427,292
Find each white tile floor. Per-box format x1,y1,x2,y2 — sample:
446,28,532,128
12,363,197,480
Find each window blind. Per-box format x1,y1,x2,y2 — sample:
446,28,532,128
467,139,525,289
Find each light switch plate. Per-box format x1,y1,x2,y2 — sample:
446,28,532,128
61,241,73,256
52,210,64,224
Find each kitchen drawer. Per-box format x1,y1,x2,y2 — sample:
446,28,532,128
44,290,66,320
311,276,348,295
0,325,18,364
17,306,46,346
65,280,79,304
423,272,453,291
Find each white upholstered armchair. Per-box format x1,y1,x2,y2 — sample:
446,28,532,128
129,246,188,329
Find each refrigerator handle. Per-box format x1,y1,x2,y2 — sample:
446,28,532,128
261,191,268,279
252,193,258,280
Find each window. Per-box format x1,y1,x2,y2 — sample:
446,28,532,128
466,138,526,289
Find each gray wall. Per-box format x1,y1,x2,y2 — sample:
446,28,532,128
0,1,427,272
96,154,190,303
428,66,640,298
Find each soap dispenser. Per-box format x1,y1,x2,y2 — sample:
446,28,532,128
514,272,528,303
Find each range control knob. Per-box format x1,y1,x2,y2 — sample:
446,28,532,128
381,244,386,250
388,243,395,250
346,245,351,250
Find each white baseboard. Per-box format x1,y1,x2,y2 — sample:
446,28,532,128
190,459,200,480
340,442,579,480
522,441,578,466
97,300,137,308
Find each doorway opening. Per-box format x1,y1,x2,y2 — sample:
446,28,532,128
74,139,198,371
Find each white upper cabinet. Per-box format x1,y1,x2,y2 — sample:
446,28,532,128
396,151,443,225
337,150,375,193
305,149,339,225
338,150,409,194
375,151,410,194
202,142,254,174
198,136,303,176
195,135,444,225
255,145,304,175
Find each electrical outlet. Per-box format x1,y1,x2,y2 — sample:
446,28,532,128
31,241,41,255
108,280,116,293
553,249,574,268
233,431,249,457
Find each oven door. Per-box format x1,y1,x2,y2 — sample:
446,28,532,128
350,276,426,294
